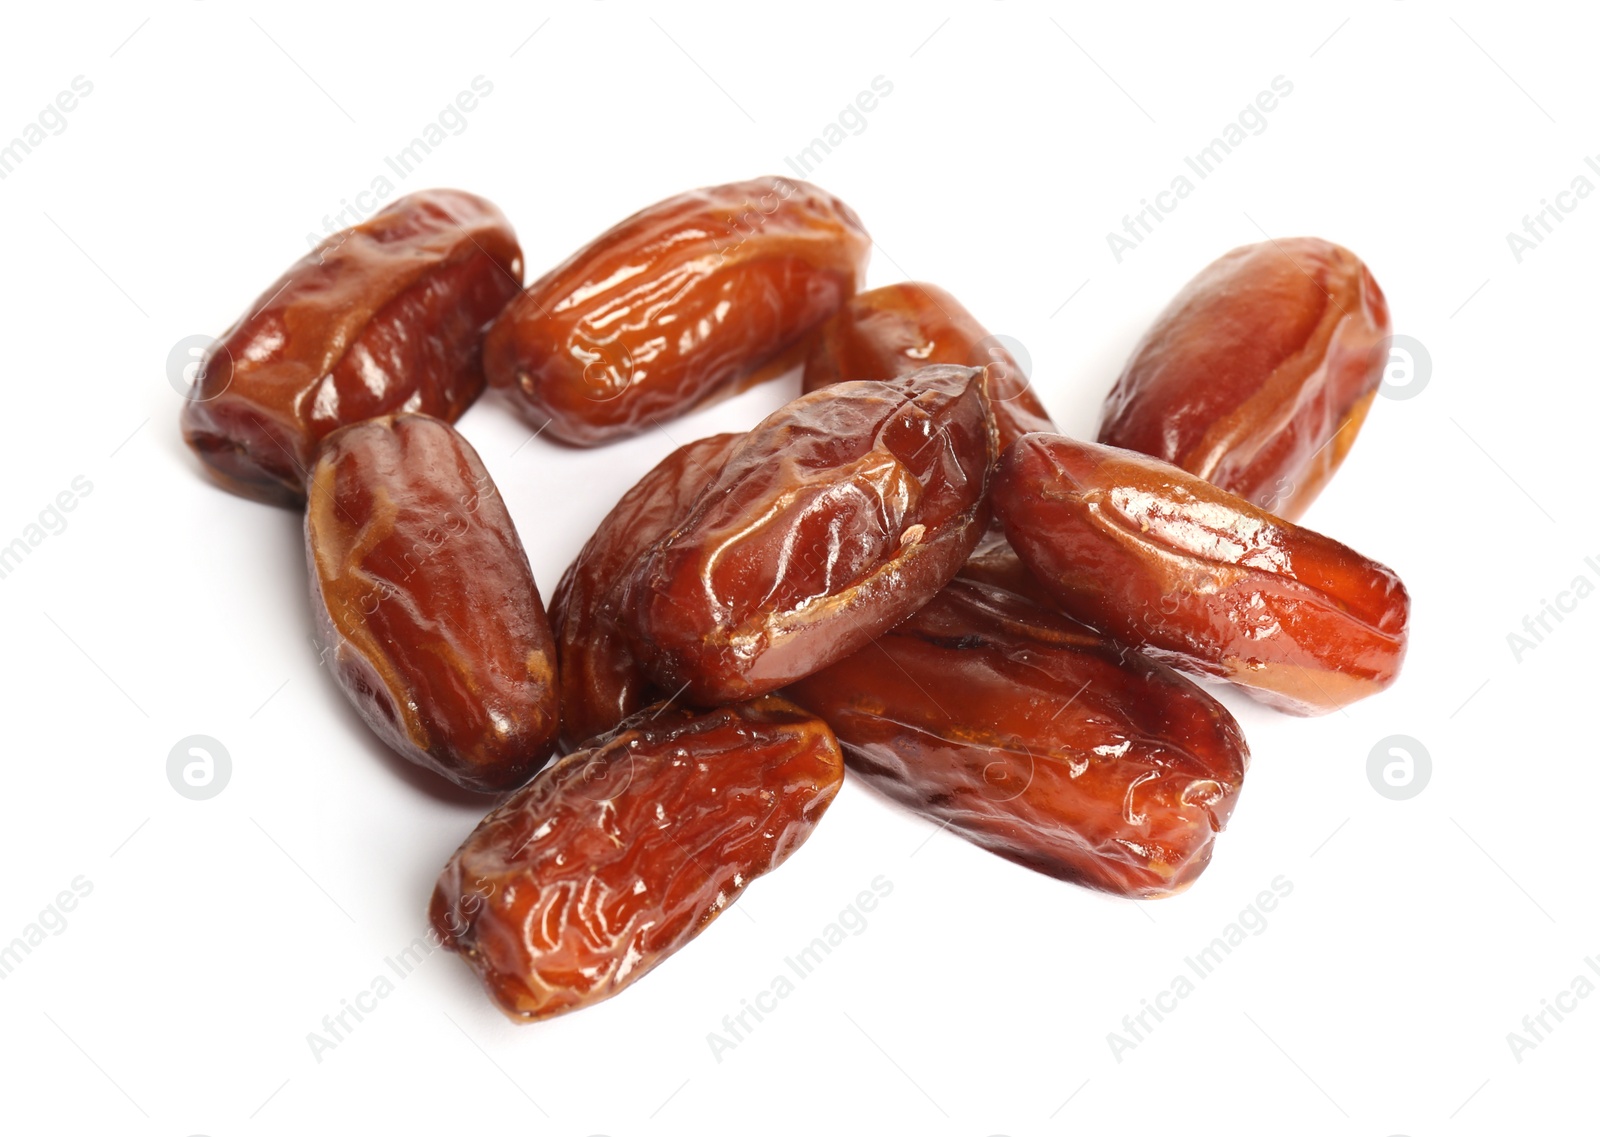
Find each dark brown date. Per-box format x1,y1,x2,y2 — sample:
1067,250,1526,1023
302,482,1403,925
621,365,997,704
993,434,1409,715
182,190,523,506
306,414,558,791
429,696,844,1021
1097,238,1390,519
787,578,1248,896
483,177,870,446
801,281,1054,450
549,432,742,748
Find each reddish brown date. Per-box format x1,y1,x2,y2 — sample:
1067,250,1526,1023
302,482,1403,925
801,281,1054,450
788,578,1248,896
182,190,523,506
430,696,844,1021
1097,238,1390,519
621,365,997,704
800,282,1054,605
993,435,1409,715
483,177,870,446
549,432,742,748
306,414,558,791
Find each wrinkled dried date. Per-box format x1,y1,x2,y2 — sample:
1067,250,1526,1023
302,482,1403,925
306,414,559,791
621,365,997,704
484,177,870,446
800,281,1056,603
182,190,522,505
549,432,742,748
430,696,844,1021
801,281,1054,450
788,578,1248,896
993,434,1409,715
1097,238,1390,519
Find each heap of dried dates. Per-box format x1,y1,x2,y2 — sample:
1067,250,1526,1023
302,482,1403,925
182,177,1409,1022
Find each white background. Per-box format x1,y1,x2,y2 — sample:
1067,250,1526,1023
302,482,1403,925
1,2,1594,1134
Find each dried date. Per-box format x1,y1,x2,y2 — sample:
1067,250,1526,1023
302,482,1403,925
787,578,1248,896
621,365,997,703
306,414,559,791
483,176,870,446
549,432,742,748
993,434,1409,715
800,282,1056,603
429,696,844,1021
801,281,1054,450
1097,238,1390,519
182,190,522,505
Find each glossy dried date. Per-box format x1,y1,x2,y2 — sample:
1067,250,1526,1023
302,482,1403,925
622,365,997,703
429,696,844,1021
306,414,558,791
484,176,870,446
549,432,742,748
788,578,1247,896
1097,238,1390,519
993,434,1409,715
801,281,1054,450
182,190,522,506
801,283,1054,604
